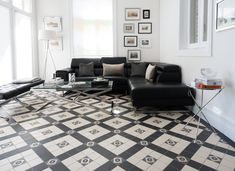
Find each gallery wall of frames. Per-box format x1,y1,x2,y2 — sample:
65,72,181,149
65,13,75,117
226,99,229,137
123,8,153,61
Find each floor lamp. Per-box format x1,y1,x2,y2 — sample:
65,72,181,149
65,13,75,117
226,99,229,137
38,30,57,80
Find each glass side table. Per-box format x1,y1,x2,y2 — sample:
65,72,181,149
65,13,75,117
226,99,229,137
185,85,224,142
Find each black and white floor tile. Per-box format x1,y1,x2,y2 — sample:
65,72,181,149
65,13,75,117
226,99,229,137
0,90,234,171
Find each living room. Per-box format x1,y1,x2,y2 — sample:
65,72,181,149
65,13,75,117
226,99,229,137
0,0,235,170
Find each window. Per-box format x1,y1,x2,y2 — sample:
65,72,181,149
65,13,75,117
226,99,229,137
178,0,212,56
72,0,113,57
12,0,32,13
0,5,12,84
0,0,33,84
15,13,33,79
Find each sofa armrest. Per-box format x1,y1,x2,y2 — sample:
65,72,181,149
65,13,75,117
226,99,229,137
153,63,182,83
56,68,74,81
156,70,182,83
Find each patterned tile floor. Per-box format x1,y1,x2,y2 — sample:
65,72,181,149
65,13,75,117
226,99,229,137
0,90,234,171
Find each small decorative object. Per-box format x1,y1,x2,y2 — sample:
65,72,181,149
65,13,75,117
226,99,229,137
69,73,76,83
125,8,140,21
143,9,150,19
138,22,152,34
95,76,105,81
216,0,235,31
123,23,135,33
44,16,62,32
49,38,63,51
128,50,141,61
201,68,217,79
140,38,152,48
124,36,138,47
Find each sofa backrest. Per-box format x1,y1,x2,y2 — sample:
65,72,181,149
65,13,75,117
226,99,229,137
127,62,182,83
101,57,127,64
152,62,182,83
71,57,128,77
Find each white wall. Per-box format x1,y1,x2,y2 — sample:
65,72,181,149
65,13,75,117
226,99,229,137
36,0,160,79
36,0,71,80
160,0,235,141
116,0,160,62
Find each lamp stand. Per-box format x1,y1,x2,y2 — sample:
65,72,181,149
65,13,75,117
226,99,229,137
43,40,56,80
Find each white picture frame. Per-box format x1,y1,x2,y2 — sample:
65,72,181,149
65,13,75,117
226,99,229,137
44,16,62,32
125,8,141,21
123,23,135,33
216,0,235,31
49,38,63,51
140,38,152,48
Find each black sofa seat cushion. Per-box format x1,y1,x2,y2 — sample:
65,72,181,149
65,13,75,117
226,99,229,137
0,80,44,100
128,77,191,100
104,76,128,85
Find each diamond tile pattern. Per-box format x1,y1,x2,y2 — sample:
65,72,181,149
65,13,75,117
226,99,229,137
0,90,234,171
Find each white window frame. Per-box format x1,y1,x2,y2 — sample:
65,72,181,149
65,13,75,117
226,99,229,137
0,0,37,81
70,0,116,58
178,0,213,57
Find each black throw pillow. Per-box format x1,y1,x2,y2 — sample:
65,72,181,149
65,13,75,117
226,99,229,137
79,62,95,77
131,63,146,77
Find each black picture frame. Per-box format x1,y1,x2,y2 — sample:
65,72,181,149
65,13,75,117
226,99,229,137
124,36,138,47
138,22,152,34
143,9,150,19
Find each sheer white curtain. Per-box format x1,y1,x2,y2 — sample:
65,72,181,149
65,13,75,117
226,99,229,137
0,5,12,84
73,0,113,58
0,0,33,85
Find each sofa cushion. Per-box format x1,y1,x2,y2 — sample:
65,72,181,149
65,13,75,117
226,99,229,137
128,77,190,100
79,62,95,77
145,64,156,82
103,76,128,85
103,63,125,76
131,63,146,77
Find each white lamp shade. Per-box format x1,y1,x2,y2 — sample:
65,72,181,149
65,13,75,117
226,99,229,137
38,30,57,40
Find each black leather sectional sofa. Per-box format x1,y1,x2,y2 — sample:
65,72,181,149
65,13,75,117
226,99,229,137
56,57,195,108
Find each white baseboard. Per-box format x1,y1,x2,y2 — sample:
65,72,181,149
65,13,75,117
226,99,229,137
193,107,235,142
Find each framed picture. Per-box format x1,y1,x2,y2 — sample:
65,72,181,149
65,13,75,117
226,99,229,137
140,38,152,48
128,50,141,61
44,16,62,32
138,22,152,34
143,9,150,19
216,0,235,31
49,38,63,51
123,23,135,33
125,8,140,21
124,36,138,47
